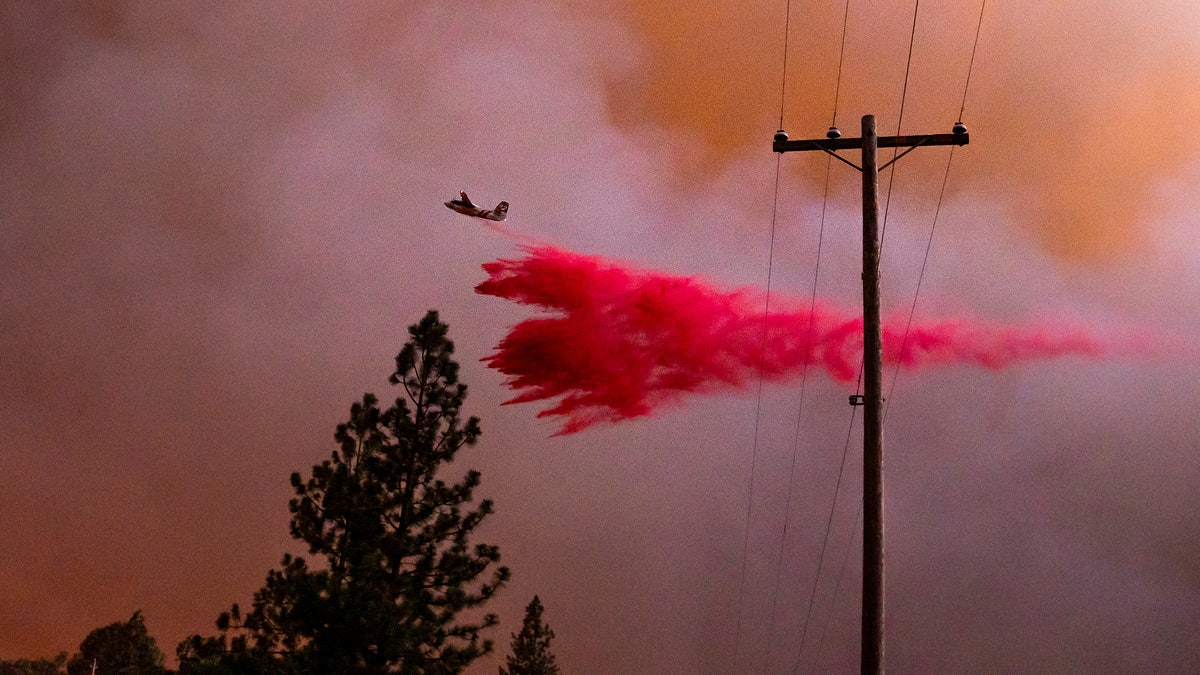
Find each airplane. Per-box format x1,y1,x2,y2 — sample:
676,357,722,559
444,191,508,221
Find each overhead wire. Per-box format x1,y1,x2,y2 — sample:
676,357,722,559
791,381,860,675
830,0,852,130
796,2,922,670
878,0,922,252
735,154,780,673
812,506,861,667
735,0,795,669
778,0,794,130
886,0,988,419
958,0,988,123
766,153,832,667
885,147,955,421
825,3,987,666
784,0,853,668
765,0,987,670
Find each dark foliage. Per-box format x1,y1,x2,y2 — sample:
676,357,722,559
179,311,509,674
0,653,66,675
499,596,559,675
66,611,165,675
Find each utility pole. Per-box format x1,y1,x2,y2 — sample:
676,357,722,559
772,114,968,674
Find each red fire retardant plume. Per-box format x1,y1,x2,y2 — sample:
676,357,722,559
476,246,1113,435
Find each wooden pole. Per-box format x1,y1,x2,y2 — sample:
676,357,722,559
772,114,966,675
860,114,884,675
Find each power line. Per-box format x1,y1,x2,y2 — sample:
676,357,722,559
830,0,852,130
879,0,922,251
766,152,833,667
792,385,861,674
734,153,784,673
768,0,986,670
793,5,923,671
738,0,800,661
803,1,986,667
752,0,809,669
778,0,794,129
886,0,987,417
958,0,988,122
769,2,851,667
885,146,957,421
772,3,853,667
812,505,861,670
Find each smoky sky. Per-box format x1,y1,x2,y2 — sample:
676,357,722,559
2,2,1199,673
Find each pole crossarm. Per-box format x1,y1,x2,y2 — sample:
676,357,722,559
772,131,968,155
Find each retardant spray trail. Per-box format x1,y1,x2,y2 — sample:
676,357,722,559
476,246,1121,435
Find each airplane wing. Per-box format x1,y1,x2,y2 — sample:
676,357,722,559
458,191,475,207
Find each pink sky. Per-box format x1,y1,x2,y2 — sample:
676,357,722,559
2,2,1199,672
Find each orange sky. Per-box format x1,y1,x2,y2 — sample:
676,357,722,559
597,0,1200,261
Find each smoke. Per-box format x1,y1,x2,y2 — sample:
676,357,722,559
476,245,1129,434
4,2,1199,672
593,0,1200,262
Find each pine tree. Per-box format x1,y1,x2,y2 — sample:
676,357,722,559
66,611,165,675
499,596,559,675
185,311,509,673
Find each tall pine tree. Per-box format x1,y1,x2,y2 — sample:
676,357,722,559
499,596,559,675
186,311,509,673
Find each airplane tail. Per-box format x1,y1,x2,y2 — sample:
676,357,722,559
494,202,509,220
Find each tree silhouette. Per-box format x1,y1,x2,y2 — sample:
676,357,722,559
499,596,559,675
0,653,67,675
66,611,165,675
182,311,509,673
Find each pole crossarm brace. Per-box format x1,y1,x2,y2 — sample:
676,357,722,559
772,131,968,172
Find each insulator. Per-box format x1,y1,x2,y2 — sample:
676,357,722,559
774,130,789,142
826,126,841,139
952,121,967,135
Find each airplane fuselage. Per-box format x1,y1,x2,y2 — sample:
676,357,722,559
444,198,507,221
